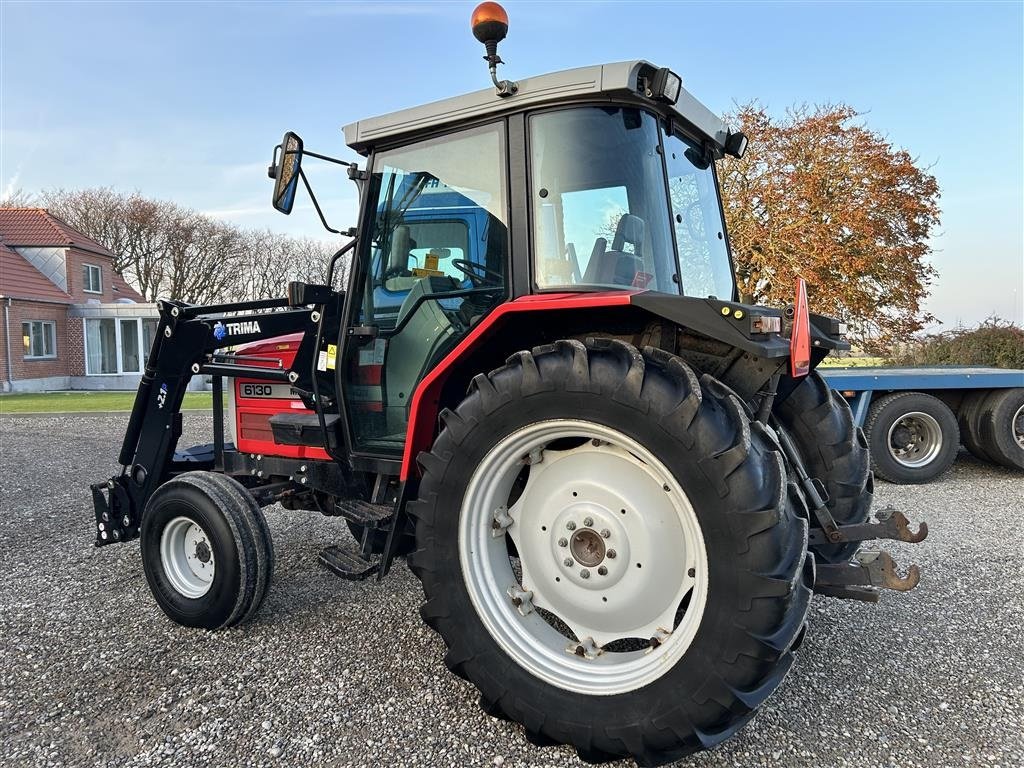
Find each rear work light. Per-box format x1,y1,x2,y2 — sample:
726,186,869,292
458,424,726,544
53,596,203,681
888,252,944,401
790,277,811,378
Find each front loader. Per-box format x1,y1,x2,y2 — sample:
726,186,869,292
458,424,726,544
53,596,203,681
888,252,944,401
91,4,927,764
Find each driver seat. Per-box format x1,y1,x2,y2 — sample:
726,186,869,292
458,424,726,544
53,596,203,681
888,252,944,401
582,214,646,286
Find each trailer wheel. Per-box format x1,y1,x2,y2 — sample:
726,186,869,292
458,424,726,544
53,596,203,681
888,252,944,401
865,392,959,484
958,390,998,463
977,388,1024,470
773,371,872,563
408,340,811,765
141,471,273,629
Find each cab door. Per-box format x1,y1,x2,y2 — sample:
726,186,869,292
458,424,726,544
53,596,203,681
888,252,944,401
341,122,511,456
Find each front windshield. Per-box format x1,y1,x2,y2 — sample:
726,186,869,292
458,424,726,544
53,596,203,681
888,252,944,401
531,107,677,292
664,131,735,300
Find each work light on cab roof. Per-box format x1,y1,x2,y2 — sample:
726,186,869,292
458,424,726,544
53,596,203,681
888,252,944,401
471,2,517,96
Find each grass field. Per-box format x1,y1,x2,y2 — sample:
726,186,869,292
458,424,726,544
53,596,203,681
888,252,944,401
0,391,212,414
818,356,886,368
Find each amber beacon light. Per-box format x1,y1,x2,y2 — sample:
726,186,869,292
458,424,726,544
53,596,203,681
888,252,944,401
471,2,517,96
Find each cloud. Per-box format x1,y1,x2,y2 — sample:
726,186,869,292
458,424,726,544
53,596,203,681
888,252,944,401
1,170,21,202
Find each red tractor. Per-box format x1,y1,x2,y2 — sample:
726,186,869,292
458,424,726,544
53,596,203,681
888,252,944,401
92,5,926,764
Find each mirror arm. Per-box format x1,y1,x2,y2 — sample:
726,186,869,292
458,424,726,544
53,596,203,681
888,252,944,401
300,168,342,235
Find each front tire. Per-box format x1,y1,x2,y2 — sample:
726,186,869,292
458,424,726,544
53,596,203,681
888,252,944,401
409,340,811,765
141,472,274,629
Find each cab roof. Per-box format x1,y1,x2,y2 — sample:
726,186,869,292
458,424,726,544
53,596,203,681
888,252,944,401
342,60,732,156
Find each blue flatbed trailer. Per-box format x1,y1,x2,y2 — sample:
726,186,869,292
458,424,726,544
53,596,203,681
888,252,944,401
819,366,1024,484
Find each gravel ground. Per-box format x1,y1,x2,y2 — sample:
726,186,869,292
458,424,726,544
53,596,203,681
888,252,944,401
1,413,1022,768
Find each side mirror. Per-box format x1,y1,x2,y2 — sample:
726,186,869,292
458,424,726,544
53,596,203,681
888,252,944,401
270,132,303,214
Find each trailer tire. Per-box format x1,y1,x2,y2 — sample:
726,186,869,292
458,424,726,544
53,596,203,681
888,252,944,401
977,388,1024,470
865,392,959,484
958,390,998,464
140,471,274,629
408,340,811,766
773,371,872,563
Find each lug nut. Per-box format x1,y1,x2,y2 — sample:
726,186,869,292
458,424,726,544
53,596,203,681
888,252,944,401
598,566,608,576
607,549,617,559
688,567,696,577
583,517,594,527
580,569,590,579
563,558,574,567
566,521,576,531
601,529,610,539
558,537,568,547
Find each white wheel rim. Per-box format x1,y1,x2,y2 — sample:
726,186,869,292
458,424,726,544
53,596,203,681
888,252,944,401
887,411,944,468
160,516,215,598
1013,403,1024,450
458,419,709,696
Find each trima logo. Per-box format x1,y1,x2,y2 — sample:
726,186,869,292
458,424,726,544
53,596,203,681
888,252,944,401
225,320,262,336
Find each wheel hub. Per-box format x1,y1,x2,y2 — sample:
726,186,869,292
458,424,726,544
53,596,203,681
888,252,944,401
570,528,604,567
549,503,630,589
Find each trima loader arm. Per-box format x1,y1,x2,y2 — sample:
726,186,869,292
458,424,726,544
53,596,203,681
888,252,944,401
91,290,342,548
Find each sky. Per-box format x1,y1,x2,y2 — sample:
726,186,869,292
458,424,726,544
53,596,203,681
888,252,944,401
1,0,1021,327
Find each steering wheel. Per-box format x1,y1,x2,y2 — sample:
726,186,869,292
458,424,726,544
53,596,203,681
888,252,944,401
451,258,503,287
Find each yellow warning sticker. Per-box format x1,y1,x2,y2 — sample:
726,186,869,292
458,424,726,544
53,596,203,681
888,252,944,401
411,267,443,278
326,344,337,370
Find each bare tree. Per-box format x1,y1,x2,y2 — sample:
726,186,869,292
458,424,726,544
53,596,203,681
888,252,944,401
37,187,344,304
0,188,37,207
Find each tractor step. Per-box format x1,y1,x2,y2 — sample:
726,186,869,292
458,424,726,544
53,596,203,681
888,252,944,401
332,499,394,529
318,545,378,581
814,549,921,602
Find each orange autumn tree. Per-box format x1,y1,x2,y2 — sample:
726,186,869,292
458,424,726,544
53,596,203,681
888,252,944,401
719,104,940,351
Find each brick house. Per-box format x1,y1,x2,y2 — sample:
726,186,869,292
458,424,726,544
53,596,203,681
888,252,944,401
0,208,159,392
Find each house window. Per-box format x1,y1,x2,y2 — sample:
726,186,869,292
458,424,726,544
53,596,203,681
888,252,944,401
22,321,57,359
83,263,102,293
86,319,117,374
85,317,158,375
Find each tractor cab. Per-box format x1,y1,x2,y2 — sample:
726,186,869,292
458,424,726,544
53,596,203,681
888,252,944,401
274,54,752,458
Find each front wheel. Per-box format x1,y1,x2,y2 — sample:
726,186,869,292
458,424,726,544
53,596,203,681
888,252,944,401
140,472,274,629
409,340,811,765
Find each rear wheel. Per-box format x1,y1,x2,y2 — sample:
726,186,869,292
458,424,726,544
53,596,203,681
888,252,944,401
773,371,873,563
977,388,1024,470
141,471,274,629
865,392,959,484
409,340,811,765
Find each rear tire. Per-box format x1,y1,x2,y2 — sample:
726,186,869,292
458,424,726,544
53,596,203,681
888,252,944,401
773,371,873,563
865,392,959,484
958,390,997,463
141,472,274,629
977,388,1024,470
409,340,811,765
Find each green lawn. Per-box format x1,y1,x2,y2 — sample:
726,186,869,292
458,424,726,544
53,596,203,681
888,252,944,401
0,391,212,414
